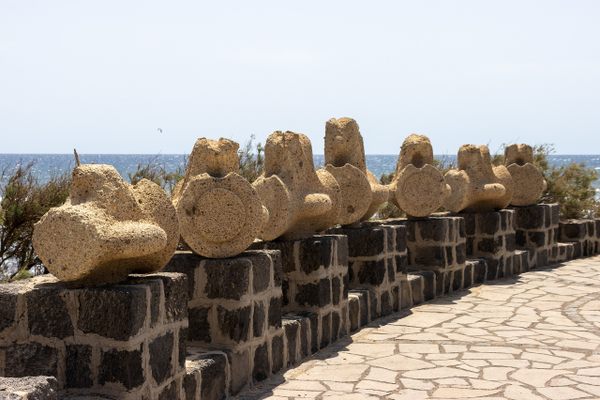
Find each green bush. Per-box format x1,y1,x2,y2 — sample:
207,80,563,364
0,163,70,281
238,134,264,183
128,157,186,194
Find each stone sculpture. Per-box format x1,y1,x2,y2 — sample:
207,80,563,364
33,164,179,285
444,144,514,212
504,143,547,206
173,138,267,258
253,131,341,240
324,117,389,223
389,134,450,217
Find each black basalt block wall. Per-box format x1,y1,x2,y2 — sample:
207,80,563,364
253,235,349,351
0,272,189,399
164,249,284,393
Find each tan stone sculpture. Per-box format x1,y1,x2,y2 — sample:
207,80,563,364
33,164,179,285
324,117,389,223
173,138,267,258
253,131,341,240
389,134,450,217
504,144,547,206
444,145,514,212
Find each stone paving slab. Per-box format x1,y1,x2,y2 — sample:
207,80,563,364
237,255,600,399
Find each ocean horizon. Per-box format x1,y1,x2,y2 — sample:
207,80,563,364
1,153,599,190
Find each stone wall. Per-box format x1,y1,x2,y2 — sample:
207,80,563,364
252,235,349,352
0,273,188,400
329,223,407,321
560,219,598,258
460,209,517,281
4,211,600,400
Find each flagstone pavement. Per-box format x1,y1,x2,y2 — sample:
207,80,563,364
237,255,600,399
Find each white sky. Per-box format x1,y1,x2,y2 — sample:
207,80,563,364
1,0,599,154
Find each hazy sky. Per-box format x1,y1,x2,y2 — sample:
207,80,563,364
1,1,599,154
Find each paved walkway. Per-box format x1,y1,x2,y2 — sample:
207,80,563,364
239,256,600,399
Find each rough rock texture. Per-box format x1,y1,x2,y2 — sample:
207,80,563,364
505,143,547,206
33,164,179,285
390,134,450,217
0,376,58,399
324,117,389,222
253,131,341,240
444,144,514,213
173,138,268,258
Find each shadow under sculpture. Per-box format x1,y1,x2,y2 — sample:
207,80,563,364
173,137,268,258
32,164,179,285
505,143,547,206
444,144,514,213
389,134,450,217
324,117,389,223
253,131,342,240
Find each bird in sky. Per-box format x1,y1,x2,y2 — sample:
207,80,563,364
157,128,163,134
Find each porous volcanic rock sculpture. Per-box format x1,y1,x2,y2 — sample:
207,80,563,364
444,144,514,212
389,134,450,217
33,164,179,285
504,143,547,206
173,138,267,258
253,131,341,240
324,117,389,223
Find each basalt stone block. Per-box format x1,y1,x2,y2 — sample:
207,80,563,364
253,344,269,382
147,273,188,323
413,270,436,301
396,254,408,274
399,279,412,309
514,206,546,229
298,316,310,358
332,276,341,305
471,259,487,284
351,290,370,326
162,252,199,298
505,233,516,252
0,376,58,400
226,349,250,394
269,297,282,329
443,271,452,294
357,259,386,285
189,307,211,343
77,285,147,341
198,353,227,400
348,295,360,332
271,334,284,373
380,292,392,317
253,302,265,338
253,254,272,294
295,279,331,308
299,238,333,274
392,285,400,311
179,328,187,368
344,227,385,257
149,332,174,385
205,259,251,300
413,245,446,267
477,237,503,254
560,221,587,240
332,310,341,340
66,345,93,388
418,218,448,241
480,212,501,235
4,343,58,378
435,271,444,296
456,243,467,264
99,346,144,390
0,285,18,333
486,258,500,281
408,275,424,305
283,319,299,365
217,305,251,343
537,248,549,268
463,262,473,288
26,287,73,339
452,268,463,292
527,231,546,247
320,312,332,349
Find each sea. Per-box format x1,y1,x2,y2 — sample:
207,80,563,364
0,154,599,191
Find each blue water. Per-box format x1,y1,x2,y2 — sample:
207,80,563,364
1,154,599,190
